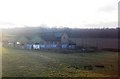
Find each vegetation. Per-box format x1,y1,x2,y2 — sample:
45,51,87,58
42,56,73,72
0,42,2,78
2,47,118,77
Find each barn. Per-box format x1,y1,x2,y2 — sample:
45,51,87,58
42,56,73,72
2,28,119,51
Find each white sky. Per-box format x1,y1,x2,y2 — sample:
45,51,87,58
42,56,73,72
0,0,119,28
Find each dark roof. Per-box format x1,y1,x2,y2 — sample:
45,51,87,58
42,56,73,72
39,32,62,41
66,29,118,38
38,29,118,40
3,28,118,42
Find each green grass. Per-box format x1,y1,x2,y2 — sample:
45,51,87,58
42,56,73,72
0,43,2,78
2,47,118,77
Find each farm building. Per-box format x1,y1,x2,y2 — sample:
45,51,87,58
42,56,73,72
2,28,119,51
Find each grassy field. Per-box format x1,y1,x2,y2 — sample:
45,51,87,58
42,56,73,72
0,43,2,78
2,47,118,77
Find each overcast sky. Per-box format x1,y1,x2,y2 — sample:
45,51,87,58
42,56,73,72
0,0,119,28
